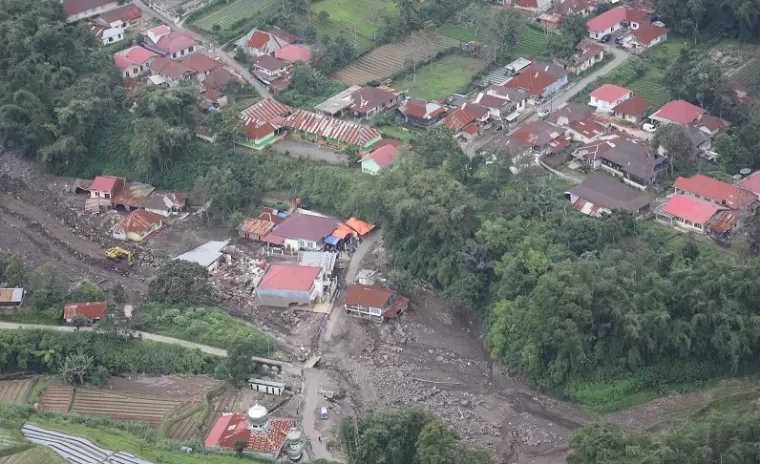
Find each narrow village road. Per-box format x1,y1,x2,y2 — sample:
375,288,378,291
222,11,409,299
301,368,333,461
131,0,272,100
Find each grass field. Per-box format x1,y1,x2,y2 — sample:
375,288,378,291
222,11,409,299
438,22,550,58
628,70,670,109
333,33,459,85
394,55,488,100
190,0,276,36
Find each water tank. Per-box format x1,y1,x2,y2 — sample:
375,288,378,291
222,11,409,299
740,168,752,176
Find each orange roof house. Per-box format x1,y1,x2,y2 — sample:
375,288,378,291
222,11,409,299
205,404,295,460
344,284,409,321
112,210,164,241
63,301,107,321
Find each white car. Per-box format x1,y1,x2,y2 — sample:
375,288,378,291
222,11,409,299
642,123,658,133
537,108,550,118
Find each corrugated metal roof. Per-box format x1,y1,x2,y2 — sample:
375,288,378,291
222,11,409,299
239,217,275,236
297,251,337,274
282,110,382,147
174,240,230,268
0,288,24,303
240,99,291,128
112,182,155,208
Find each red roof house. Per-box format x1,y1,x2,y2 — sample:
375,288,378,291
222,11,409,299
113,46,159,77
586,6,649,38
265,211,341,249
505,62,568,100
656,194,726,234
344,284,409,321
629,23,669,49
205,405,295,460
274,44,312,64
63,301,107,322
89,176,125,199
361,144,399,173
673,174,756,210
650,100,707,125
398,99,446,125
589,84,632,111
613,95,651,122
112,209,164,241
444,108,479,133
255,264,325,308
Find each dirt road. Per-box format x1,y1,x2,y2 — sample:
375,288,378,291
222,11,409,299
301,368,334,460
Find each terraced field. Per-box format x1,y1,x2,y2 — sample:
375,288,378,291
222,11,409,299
298,0,396,54
38,385,73,413
438,22,550,58
166,404,205,441
0,379,33,404
190,0,277,33
334,33,460,85
394,55,488,100
70,390,183,428
628,70,671,109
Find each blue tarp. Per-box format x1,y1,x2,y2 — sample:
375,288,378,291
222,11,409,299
324,236,341,246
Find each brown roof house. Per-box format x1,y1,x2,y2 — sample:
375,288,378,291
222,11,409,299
143,191,188,217
236,28,298,57
397,99,446,126
112,181,155,211
112,209,164,242
554,40,605,74
148,57,194,86
613,95,651,123
566,172,652,217
64,0,119,22
144,26,199,59
94,4,143,30
349,86,406,119
344,284,409,322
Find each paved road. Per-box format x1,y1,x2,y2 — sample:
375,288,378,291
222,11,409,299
271,139,349,165
132,0,272,100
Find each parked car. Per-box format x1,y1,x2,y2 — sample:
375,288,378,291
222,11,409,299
537,108,551,119
642,123,658,133
600,34,611,43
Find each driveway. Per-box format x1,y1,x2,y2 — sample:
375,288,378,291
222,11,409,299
132,0,272,100
271,139,350,165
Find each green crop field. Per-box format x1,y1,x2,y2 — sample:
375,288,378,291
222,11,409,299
628,71,671,109
190,0,276,33
295,0,395,55
394,55,488,100
438,22,549,58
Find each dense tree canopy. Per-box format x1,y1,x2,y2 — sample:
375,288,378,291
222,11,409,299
148,261,212,306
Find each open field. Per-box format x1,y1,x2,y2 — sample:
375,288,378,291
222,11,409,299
295,0,396,54
70,390,184,428
394,55,488,100
333,33,459,85
628,69,670,108
38,386,73,413
438,22,550,58
0,380,33,405
166,403,205,441
0,446,65,464
189,0,276,34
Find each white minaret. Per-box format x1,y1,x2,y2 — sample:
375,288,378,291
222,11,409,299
285,427,305,462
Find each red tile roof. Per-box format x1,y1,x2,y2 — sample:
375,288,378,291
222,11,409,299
281,110,382,147
64,301,107,320
586,6,648,33
274,44,312,63
673,174,755,209
113,209,163,234
371,139,404,151
505,63,566,97
259,264,322,292
613,95,650,116
245,120,277,141
115,46,159,68
661,194,723,224
631,23,668,45
652,99,706,125
398,99,445,120
149,57,193,79
590,84,631,103
98,4,141,23
205,414,294,455
444,108,478,132
155,32,197,54
179,53,223,73
253,55,289,73
203,67,236,90
365,144,399,168
738,172,760,197
89,176,124,194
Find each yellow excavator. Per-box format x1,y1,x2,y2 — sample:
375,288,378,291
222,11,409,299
105,247,133,262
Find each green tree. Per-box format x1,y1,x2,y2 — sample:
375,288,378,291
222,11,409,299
60,350,94,385
111,283,127,305
561,14,588,46
96,301,131,340
4,254,28,287
148,260,212,306
416,420,460,464
651,124,694,177
189,165,247,219
219,341,260,385
130,117,190,173
71,313,88,330
27,265,65,311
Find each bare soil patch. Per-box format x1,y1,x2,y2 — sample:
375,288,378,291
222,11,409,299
102,374,220,402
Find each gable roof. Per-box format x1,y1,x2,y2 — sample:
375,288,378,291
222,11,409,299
63,0,115,16
205,414,294,455
274,44,312,63
363,144,399,168
271,211,340,242
739,171,760,197
505,62,566,96
631,23,668,44
202,67,236,90
554,0,597,15
154,32,197,54
548,102,592,125
113,46,159,71
242,28,297,55
179,53,223,73
590,84,631,103
512,120,564,147
0,288,24,304
673,174,755,209
281,110,382,147
696,114,729,133
245,119,277,140
63,301,107,320
90,176,124,193
239,217,275,236
651,99,706,125
112,181,155,208
149,56,193,79
258,264,322,291
398,99,446,120
345,284,396,308
444,108,478,132
613,94,650,116
568,172,651,213
586,6,648,33
241,99,291,127
568,118,606,139
661,194,723,224
253,54,289,72
350,86,397,113
113,209,163,234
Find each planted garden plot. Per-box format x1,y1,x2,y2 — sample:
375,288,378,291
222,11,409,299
69,390,183,428
333,33,459,85
0,379,33,404
39,385,74,413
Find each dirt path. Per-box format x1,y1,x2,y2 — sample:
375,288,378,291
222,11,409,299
0,192,147,295
301,369,334,461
